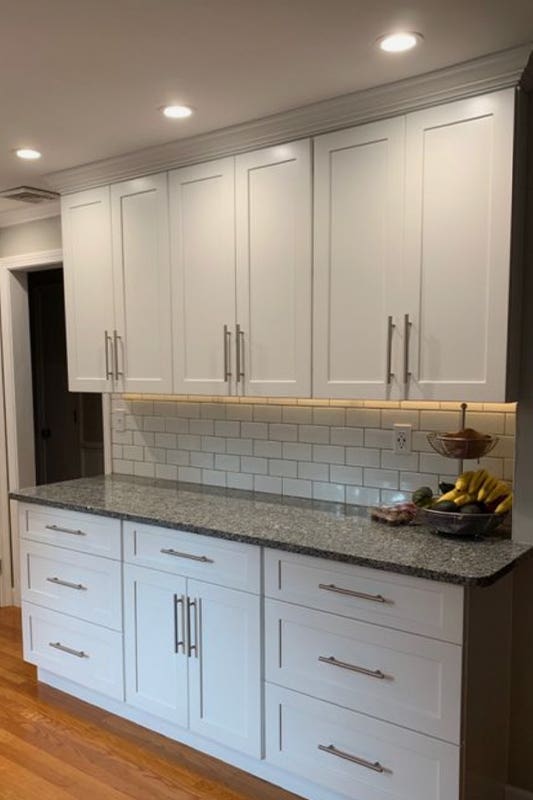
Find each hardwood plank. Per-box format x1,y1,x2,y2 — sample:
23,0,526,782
0,607,302,800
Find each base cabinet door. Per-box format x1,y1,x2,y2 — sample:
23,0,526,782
188,580,262,757
124,565,188,726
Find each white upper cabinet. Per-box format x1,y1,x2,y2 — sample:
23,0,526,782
169,159,236,396
404,89,515,401
313,119,405,399
111,174,173,393
236,141,312,397
61,187,115,392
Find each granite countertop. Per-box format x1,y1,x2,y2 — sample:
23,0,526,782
10,474,532,587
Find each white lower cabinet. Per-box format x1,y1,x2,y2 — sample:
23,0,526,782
266,685,460,800
20,504,468,800
123,563,262,757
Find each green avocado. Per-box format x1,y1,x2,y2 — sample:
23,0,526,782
460,502,487,515
412,486,434,508
432,500,458,512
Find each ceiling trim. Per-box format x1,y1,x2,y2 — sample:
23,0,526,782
0,200,60,229
46,43,532,194
0,248,62,269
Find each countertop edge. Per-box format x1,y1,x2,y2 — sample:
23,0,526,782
11,491,529,588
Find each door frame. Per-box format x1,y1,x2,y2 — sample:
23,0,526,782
0,248,112,606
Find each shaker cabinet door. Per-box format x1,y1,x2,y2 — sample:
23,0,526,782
61,187,115,392
313,118,405,399
111,173,173,393
169,159,237,396
124,565,189,727
236,140,312,397
404,89,515,401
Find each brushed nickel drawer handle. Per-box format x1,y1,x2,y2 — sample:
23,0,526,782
45,524,86,537
223,325,232,382
160,548,213,563
187,597,199,658
174,594,186,654
235,323,245,383
318,655,388,680
386,315,395,385
318,744,389,774
403,313,412,385
46,577,87,591
49,641,88,659
113,330,123,379
318,583,392,604
104,330,113,379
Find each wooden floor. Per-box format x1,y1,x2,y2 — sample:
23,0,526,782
0,607,301,800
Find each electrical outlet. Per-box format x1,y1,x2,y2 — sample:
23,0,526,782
393,423,412,455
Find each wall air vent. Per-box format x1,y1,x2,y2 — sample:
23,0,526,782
0,186,59,204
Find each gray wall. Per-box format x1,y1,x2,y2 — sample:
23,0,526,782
0,216,61,258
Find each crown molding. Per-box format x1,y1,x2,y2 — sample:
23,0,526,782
0,200,60,229
46,43,532,195
0,247,62,270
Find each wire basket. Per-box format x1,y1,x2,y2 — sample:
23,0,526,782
427,432,498,460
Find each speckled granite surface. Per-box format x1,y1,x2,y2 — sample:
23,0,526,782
11,474,532,587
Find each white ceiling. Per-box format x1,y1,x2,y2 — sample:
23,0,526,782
1,0,533,195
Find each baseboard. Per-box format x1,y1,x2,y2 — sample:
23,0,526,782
506,786,533,800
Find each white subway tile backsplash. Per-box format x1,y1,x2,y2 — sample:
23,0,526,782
241,422,269,440
269,459,297,478
313,482,345,502
330,427,364,447
346,408,380,428
283,442,312,461
298,461,329,481
112,396,514,507
330,465,363,485
380,489,409,504
190,451,214,469
298,425,329,444
363,468,398,490
381,451,419,471
282,478,312,498
346,447,380,468
254,475,282,494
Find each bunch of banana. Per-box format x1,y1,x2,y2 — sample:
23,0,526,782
438,469,512,514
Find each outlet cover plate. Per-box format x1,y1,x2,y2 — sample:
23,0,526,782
393,423,412,455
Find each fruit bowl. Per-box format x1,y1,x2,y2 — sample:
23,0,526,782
416,506,508,538
427,432,497,460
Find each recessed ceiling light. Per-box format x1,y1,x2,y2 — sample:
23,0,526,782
161,105,193,119
377,32,422,53
15,147,42,160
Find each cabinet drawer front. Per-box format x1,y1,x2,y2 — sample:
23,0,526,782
123,522,260,593
266,600,461,743
19,504,121,560
266,686,460,800
21,541,122,631
264,550,463,643
22,603,124,700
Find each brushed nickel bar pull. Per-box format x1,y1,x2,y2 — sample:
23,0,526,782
318,655,387,680
318,583,392,605
235,323,245,383
403,313,412,385
187,598,199,658
160,548,214,563
45,524,86,537
46,577,87,591
49,641,88,659
386,316,395,385
223,325,232,382
318,744,388,774
113,330,123,379
174,594,185,654
104,330,113,379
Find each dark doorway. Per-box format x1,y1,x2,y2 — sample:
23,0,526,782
28,268,104,485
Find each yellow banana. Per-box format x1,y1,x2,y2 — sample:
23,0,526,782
495,494,513,515
455,471,473,492
478,475,498,502
485,481,511,505
439,489,460,503
468,469,488,495
454,493,474,507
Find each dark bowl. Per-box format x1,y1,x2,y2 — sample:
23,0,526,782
417,506,508,538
